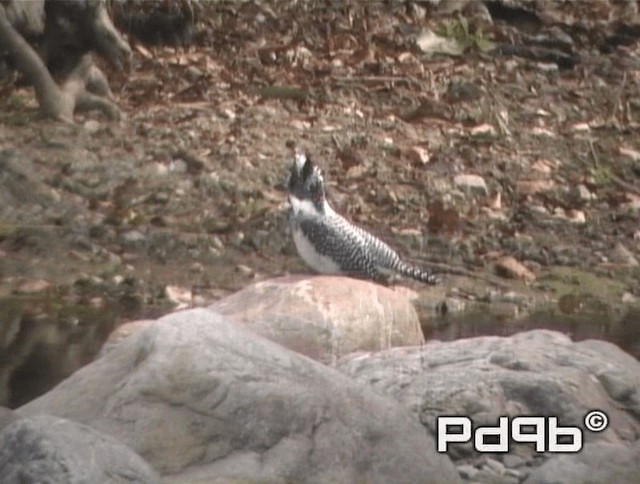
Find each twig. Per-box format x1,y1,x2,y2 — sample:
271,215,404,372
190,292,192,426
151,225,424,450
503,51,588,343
331,75,412,83
609,71,627,124
607,172,640,196
588,137,599,167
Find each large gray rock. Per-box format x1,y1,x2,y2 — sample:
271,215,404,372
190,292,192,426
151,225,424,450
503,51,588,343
338,330,640,479
19,309,459,483
0,414,159,484
524,440,640,484
211,275,424,364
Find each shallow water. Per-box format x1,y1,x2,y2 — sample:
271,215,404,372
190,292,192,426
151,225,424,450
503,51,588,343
424,305,640,361
1,294,639,409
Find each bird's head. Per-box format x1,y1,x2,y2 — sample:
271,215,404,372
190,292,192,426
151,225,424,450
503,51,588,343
288,152,327,216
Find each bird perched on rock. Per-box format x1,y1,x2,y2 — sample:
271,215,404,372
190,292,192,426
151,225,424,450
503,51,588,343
287,152,438,285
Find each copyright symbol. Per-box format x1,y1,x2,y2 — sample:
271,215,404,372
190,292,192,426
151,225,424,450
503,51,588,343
584,410,608,432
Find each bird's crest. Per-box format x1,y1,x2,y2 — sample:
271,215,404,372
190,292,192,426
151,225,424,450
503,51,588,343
288,152,325,210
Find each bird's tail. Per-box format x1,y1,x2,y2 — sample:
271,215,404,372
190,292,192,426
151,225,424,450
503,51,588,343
397,261,439,285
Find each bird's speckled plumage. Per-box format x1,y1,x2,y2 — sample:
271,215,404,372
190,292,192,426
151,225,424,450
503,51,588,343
287,153,438,285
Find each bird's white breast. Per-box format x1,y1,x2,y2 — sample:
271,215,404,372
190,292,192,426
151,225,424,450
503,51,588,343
289,194,342,274
292,226,341,274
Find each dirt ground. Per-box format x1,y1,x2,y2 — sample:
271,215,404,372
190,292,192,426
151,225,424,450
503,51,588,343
0,1,639,406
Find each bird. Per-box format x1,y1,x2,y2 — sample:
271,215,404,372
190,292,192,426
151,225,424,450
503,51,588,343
287,152,438,285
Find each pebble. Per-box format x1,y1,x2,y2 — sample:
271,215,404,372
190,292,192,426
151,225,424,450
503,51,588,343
470,124,497,137
484,457,505,475
531,127,555,137
154,192,169,204
502,454,525,469
185,66,203,81
571,122,590,132
495,256,536,282
619,146,640,161
516,179,554,195
407,146,431,164
83,120,101,133
454,174,488,196
529,204,549,215
14,279,51,294
121,230,146,244
211,235,225,251
566,209,586,224
457,464,479,479
165,285,192,306
490,302,519,319
231,231,245,247
236,264,253,276
443,297,467,314
611,243,639,267
575,184,593,201
537,62,558,72
68,249,91,262
89,297,104,308
505,468,522,479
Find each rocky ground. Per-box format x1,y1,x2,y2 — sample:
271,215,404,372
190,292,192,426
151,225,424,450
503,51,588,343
0,0,639,406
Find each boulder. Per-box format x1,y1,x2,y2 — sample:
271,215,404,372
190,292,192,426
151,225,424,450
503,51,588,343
210,275,424,364
19,308,459,483
338,330,640,477
524,440,640,484
0,407,21,432
100,318,154,356
0,414,159,484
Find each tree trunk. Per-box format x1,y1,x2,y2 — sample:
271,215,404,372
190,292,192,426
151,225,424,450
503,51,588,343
0,4,73,122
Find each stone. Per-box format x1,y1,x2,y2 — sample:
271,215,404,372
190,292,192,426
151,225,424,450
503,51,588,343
610,243,639,267
502,454,525,469
619,146,640,161
120,230,147,247
505,468,522,479
495,256,536,282
516,179,554,195
524,441,640,484
537,62,559,72
571,122,591,132
454,174,488,196
484,457,505,475
407,145,431,164
575,184,593,201
470,123,497,137
210,276,424,364
83,119,101,134
338,330,640,469
0,407,21,433
13,279,51,294
100,319,154,356
0,415,158,484
19,309,459,483
457,464,479,479
566,209,586,224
